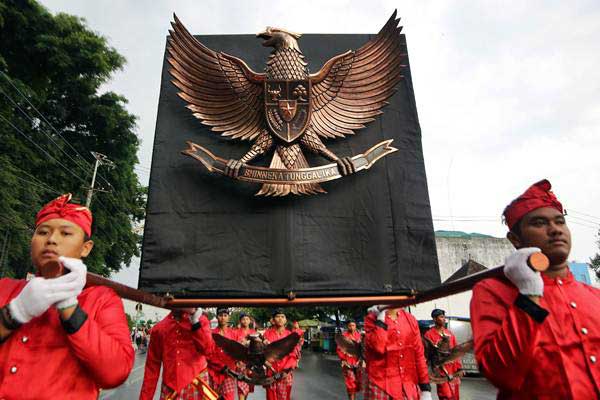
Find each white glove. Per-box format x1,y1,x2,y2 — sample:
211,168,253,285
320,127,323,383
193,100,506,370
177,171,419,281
190,308,204,324
504,247,543,296
55,256,87,310
367,305,384,314
377,310,387,322
8,273,83,324
421,391,432,400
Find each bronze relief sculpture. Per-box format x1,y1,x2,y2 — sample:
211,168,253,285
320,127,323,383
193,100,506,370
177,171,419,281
170,11,405,196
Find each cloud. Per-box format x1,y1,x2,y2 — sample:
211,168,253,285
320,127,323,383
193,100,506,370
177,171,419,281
39,0,600,287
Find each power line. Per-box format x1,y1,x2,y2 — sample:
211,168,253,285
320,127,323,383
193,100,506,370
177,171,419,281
0,71,115,193
0,85,93,180
0,114,90,186
568,209,600,222
0,72,94,172
0,82,130,215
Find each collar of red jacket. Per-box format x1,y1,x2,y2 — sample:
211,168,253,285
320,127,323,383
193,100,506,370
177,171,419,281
503,179,563,230
36,193,93,237
542,269,574,285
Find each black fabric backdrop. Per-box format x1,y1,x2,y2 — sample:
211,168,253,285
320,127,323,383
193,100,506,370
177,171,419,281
138,33,440,298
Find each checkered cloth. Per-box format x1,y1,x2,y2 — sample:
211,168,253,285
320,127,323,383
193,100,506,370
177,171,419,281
216,376,237,399
364,380,394,400
160,370,211,400
237,380,254,396
342,366,363,394
265,372,293,400
364,380,426,400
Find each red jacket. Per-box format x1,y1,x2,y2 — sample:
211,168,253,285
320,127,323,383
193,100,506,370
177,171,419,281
364,310,430,399
0,278,134,399
470,271,600,399
424,327,461,397
208,326,239,385
263,327,298,373
423,327,462,374
336,330,362,366
139,312,213,400
235,327,256,343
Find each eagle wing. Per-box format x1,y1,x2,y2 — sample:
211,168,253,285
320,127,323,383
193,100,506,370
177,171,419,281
334,333,362,359
263,332,300,362
212,333,250,362
168,15,266,141
309,10,405,139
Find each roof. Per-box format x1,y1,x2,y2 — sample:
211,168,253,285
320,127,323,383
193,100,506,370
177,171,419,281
435,230,494,239
444,259,488,283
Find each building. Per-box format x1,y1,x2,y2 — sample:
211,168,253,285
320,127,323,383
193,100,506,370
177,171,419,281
410,231,514,320
411,231,599,321
122,298,170,326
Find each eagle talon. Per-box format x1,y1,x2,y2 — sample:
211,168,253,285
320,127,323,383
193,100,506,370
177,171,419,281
337,157,355,176
225,159,244,178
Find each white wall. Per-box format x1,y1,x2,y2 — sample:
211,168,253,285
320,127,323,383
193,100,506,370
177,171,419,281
410,235,514,320
122,298,170,324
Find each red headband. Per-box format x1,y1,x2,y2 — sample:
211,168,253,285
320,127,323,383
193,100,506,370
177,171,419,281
35,193,93,237
503,179,563,230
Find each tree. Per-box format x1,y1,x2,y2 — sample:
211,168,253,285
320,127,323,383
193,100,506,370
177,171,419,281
0,0,145,277
591,229,600,279
239,306,368,328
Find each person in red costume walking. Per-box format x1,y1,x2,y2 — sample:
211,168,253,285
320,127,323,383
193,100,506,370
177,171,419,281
363,306,432,400
423,309,462,400
139,308,217,400
0,193,134,399
236,312,256,400
470,179,600,399
263,308,299,400
291,320,304,362
336,319,364,400
208,308,238,400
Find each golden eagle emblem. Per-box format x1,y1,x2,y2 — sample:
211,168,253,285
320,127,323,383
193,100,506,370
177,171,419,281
170,11,404,196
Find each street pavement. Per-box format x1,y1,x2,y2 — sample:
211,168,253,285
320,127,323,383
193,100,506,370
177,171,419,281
100,350,497,399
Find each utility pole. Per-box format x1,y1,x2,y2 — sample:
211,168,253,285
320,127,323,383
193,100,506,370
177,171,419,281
86,151,115,208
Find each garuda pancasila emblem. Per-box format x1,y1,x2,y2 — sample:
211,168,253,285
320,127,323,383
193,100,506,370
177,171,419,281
171,11,404,196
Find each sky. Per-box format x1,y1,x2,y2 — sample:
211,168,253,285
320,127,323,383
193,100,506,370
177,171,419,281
39,0,600,287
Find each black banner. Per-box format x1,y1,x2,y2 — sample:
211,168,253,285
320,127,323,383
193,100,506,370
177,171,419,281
138,33,440,298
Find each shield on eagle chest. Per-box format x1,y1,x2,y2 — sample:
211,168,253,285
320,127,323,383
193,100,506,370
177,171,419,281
265,80,311,143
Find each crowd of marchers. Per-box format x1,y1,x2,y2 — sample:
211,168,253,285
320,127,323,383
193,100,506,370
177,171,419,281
0,179,599,399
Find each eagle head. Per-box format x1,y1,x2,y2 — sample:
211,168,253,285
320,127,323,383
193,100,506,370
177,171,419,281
257,27,302,51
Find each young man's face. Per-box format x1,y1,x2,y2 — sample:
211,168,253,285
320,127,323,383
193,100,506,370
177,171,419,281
273,314,287,328
217,312,230,327
347,322,357,332
31,218,93,270
508,207,571,268
434,315,446,327
240,316,251,328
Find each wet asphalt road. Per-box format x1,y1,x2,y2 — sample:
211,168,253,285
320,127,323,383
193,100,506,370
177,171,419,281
100,350,497,399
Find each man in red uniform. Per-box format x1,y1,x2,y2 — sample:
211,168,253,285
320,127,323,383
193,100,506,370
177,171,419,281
208,308,238,400
236,312,256,400
291,320,304,362
364,306,432,400
470,179,600,399
0,193,134,399
336,319,363,400
139,308,217,400
423,309,462,400
263,308,299,400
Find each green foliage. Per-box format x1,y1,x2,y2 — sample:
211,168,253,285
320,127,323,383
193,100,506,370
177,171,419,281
237,306,368,328
125,312,134,331
591,230,600,279
0,0,145,277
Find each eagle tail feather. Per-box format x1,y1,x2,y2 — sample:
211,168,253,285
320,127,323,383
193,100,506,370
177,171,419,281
255,148,326,196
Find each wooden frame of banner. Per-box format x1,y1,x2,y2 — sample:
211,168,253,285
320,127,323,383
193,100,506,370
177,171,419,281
88,253,549,310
